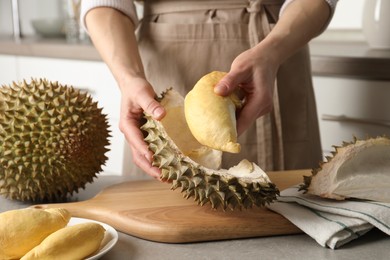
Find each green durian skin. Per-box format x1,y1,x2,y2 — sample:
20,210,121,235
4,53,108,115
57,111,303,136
141,90,279,211
0,79,110,201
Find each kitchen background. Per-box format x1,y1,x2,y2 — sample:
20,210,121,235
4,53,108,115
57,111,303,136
0,0,367,35
0,0,389,176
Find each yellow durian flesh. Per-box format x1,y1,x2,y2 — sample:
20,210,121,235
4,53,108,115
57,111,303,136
301,136,390,202
184,71,241,153
21,222,105,260
160,88,222,170
0,208,71,260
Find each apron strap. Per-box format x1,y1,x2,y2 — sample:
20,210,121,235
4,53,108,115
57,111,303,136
247,0,285,170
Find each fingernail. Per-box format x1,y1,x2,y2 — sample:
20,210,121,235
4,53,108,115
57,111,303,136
143,153,151,164
214,84,226,95
153,107,164,119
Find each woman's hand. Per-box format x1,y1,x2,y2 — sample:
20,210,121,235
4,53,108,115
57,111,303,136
214,0,331,136
118,77,166,178
214,47,279,136
86,7,168,178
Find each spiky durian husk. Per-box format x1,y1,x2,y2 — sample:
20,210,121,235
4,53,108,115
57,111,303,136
141,90,278,210
0,79,110,201
300,136,390,202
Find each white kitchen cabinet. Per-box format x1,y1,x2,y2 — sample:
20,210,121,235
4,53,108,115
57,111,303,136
5,55,125,175
313,76,390,156
0,55,17,85
16,56,121,119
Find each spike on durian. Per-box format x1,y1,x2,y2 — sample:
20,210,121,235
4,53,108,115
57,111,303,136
0,79,110,201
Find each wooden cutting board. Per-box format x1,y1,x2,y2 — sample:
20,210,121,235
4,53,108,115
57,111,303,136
32,169,309,243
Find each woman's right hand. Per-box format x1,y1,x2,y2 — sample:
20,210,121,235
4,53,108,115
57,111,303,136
118,77,166,179
84,7,167,178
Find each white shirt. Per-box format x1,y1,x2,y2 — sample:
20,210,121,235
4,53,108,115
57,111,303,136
80,0,338,31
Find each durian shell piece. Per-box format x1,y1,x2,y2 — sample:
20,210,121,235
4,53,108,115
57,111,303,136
21,222,105,260
0,208,71,259
0,79,110,201
184,71,241,153
141,89,278,210
300,136,390,202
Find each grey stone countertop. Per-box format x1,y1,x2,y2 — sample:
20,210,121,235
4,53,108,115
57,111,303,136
1,175,389,260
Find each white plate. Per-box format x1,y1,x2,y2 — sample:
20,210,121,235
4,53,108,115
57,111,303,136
67,217,119,260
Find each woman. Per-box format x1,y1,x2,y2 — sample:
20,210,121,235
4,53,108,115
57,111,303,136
81,0,337,178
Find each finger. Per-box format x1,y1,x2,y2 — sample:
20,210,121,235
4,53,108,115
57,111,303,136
131,147,161,179
121,117,152,161
121,118,161,179
121,117,162,179
236,101,259,136
236,95,272,136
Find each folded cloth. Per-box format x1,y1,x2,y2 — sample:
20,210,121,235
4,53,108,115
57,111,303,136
267,186,390,249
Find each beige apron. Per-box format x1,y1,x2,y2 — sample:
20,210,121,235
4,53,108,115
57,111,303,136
124,0,322,176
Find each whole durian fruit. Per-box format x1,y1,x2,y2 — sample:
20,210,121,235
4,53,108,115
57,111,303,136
300,136,390,202
0,79,110,201
141,87,278,210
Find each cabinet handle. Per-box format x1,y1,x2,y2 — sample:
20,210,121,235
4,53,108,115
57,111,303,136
74,86,95,95
322,114,390,128
11,0,21,41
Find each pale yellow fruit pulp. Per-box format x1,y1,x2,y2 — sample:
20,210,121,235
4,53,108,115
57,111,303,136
185,71,241,153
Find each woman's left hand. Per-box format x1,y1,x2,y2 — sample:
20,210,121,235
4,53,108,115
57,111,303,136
214,46,279,136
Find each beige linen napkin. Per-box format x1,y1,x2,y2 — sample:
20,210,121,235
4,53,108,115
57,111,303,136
267,186,390,249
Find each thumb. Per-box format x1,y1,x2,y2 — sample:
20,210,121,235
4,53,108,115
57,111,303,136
214,73,239,96
139,92,166,120
214,72,245,96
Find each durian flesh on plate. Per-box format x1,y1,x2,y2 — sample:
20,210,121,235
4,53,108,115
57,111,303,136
141,88,278,210
300,136,390,202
